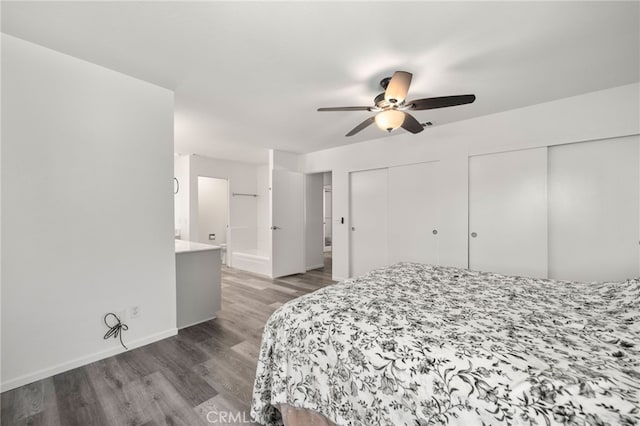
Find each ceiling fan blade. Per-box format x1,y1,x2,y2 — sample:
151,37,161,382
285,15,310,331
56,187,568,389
401,112,424,134
384,71,412,104
318,106,372,112
346,116,375,137
408,94,476,111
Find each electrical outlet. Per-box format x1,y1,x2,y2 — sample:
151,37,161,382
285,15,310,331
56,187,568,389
130,305,141,319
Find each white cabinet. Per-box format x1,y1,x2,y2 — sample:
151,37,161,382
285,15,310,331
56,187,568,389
548,136,640,282
469,148,548,278
175,241,221,329
388,161,440,265
350,168,388,277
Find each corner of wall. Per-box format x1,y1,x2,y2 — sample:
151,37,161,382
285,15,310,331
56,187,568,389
2,35,176,391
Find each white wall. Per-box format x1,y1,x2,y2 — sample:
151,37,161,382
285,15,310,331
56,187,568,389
174,154,190,240
271,149,303,172
1,35,176,391
302,83,640,280
305,173,324,270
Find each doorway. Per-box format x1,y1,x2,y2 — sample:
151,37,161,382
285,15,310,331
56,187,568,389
324,183,332,253
197,176,229,265
304,172,332,274
322,172,333,274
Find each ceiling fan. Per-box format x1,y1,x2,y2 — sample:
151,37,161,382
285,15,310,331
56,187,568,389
318,71,476,136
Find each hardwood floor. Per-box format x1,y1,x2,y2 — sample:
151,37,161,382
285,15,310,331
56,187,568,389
1,253,335,426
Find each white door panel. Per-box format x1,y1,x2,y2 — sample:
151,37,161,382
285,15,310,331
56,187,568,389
388,162,440,265
469,148,548,278
548,136,639,282
350,168,388,277
272,169,305,278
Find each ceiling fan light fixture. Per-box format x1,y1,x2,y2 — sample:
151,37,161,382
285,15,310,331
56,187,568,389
318,70,475,137
375,109,405,133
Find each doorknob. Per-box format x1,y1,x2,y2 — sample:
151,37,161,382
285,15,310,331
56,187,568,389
270,226,281,230
351,227,355,231
470,232,477,238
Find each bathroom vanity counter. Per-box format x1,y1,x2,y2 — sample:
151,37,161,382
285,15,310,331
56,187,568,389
175,240,221,329
175,239,221,253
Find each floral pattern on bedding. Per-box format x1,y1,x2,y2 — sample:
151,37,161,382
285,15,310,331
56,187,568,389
251,263,640,426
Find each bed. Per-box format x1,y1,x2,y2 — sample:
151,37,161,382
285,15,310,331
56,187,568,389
250,263,640,425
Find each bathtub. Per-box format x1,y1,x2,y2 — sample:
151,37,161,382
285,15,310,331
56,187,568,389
231,249,270,276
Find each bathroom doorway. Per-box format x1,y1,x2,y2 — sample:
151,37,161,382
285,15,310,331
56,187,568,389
197,176,229,265
323,172,332,275
304,171,332,275
322,172,332,276
323,176,332,253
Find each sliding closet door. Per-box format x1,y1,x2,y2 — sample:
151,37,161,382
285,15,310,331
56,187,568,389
388,161,440,265
469,148,548,278
350,168,388,277
548,136,639,282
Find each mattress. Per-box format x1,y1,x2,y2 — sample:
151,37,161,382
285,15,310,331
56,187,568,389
251,263,640,425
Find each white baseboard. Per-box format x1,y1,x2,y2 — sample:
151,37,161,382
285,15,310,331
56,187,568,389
305,264,325,271
178,316,217,330
1,328,178,392
332,276,347,282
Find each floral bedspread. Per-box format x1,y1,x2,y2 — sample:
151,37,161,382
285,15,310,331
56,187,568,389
251,263,640,425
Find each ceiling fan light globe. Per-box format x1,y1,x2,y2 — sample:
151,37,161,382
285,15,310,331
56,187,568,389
375,109,404,133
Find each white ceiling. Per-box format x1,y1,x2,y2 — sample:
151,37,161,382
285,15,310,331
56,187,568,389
2,1,639,163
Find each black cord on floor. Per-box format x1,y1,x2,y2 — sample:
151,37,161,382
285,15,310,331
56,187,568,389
103,312,129,350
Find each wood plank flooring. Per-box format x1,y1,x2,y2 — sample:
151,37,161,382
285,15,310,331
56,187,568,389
1,254,334,426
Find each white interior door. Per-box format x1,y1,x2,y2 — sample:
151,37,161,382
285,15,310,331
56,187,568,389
350,168,388,277
197,176,228,245
271,169,305,278
548,136,639,282
469,147,548,278
388,161,440,265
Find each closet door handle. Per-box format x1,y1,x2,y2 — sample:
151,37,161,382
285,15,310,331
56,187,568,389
270,226,281,230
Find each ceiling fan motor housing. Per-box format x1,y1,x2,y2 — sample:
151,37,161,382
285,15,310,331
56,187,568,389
374,92,397,110
380,77,392,90
380,77,402,103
